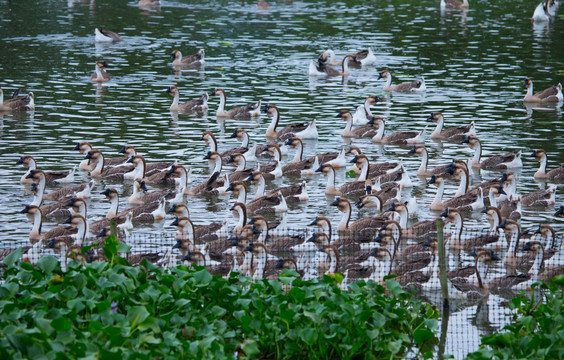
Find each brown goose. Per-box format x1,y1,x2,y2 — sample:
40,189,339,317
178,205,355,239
463,135,522,170
245,171,308,202
166,204,223,241
408,146,460,177
91,60,110,82
339,110,381,138
285,137,338,168
440,0,469,10
428,168,483,212
330,197,387,238
117,145,173,175
73,141,129,171
94,28,122,42
310,55,356,77
228,181,288,215
43,180,95,202
371,118,426,144
17,155,72,185
185,152,224,195
378,70,426,92
317,155,371,197
225,153,254,182
523,78,563,103
262,104,310,140
166,85,208,113
84,150,134,180
211,88,260,120
201,130,253,163
0,87,34,111
520,186,556,207
170,49,205,67
248,216,304,253
530,149,564,180
428,112,475,141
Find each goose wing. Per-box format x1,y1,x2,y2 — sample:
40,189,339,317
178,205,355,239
392,81,422,93
480,153,517,169
44,183,87,201
384,131,420,144
534,85,558,99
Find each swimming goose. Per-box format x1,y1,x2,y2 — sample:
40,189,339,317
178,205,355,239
285,137,338,166
26,170,77,217
428,112,475,141
128,179,170,205
185,152,224,195
530,149,564,180
317,157,369,197
330,197,387,239
378,70,426,92
229,181,288,214
256,0,270,10
225,153,254,182
441,208,497,251
91,60,110,83
495,219,523,268
489,241,544,291
532,0,551,22
371,118,426,144
94,28,123,42
21,205,76,244
385,202,440,239
339,110,381,138
428,168,483,212
73,142,129,170
248,216,304,252
211,88,260,119
440,0,469,10
0,87,34,111
408,145,457,177
84,150,134,180
262,104,310,140
488,186,521,221
116,145,174,175
352,95,381,125
170,49,205,67
166,86,209,113
17,155,72,185
243,242,282,280
44,214,89,258
245,171,308,202
463,135,522,170
201,130,254,163
520,185,556,207
309,55,356,77
166,205,223,241
43,180,94,202
523,78,562,102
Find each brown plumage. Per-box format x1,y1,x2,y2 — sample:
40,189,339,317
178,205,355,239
170,49,205,67
167,85,208,113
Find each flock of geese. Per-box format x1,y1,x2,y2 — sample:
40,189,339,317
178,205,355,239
3,0,564,305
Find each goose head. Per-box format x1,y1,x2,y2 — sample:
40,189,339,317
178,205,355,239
16,155,35,168
523,77,533,89
73,141,93,153
529,149,547,162
170,49,182,63
336,109,353,121
427,111,444,123
166,85,179,97
377,70,391,81
330,197,351,213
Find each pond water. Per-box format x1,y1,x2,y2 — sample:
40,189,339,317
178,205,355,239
1,0,563,358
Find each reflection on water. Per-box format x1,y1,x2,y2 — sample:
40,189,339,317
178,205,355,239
0,0,563,357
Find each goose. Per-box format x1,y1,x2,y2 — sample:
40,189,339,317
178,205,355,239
263,103,312,140
84,150,134,180
523,78,562,102
520,185,556,207
54,166,76,185
496,219,523,268
166,205,223,241
185,152,225,195
225,153,255,182
407,145,458,177
26,170,78,217
256,0,270,10
355,193,384,210
43,180,94,201
430,174,484,213
91,60,110,83
488,186,521,221
330,197,387,238
248,216,304,252
21,205,79,244
201,129,255,163
211,88,260,119
318,48,376,66
385,202,440,239
428,112,475,141
530,149,564,180
125,155,177,184
116,145,174,174
346,146,400,178
532,0,551,22
138,0,160,7
170,217,225,262
441,208,498,251
94,28,123,42
488,241,544,291
352,95,381,125
73,141,128,170
17,155,72,185
243,242,282,280
378,70,426,92
308,55,356,77
339,110,381,138
463,135,522,170
371,118,426,144
228,181,288,214
317,157,369,197
170,49,205,67
245,171,308,202
166,86,208,113
128,179,170,205
0,87,34,111
285,137,338,166
449,254,492,301
555,205,564,217
440,0,469,10
181,250,230,276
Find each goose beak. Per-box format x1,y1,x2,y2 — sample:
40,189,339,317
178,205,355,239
252,225,261,234
181,253,191,262
166,165,177,176
226,182,235,192
209,89,216,96
228,237,239,246
203,151,212,160
461,136,471,144
529,150,537,157
554,206,564,217
166,204,177,214
172,240,182,249
349,155,358,164
496,219,507,229
63,215,73,224
262,103,269,113
73,143,81,151
306,233,317,243
427,175,436,185
140,181,148,192
408,145,417,154
308,217,318,226
377,73,383,80
330,198,340,206
355,198,364,209
170,217,179,226
166,86,172,93
97,228,108,238
64,198,76,207
118,145,127,154
314,165,323,173
230,129,238,138
480,206,489,214
126,155,134,163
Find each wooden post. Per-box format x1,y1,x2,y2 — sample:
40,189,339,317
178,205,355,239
437,219,449,308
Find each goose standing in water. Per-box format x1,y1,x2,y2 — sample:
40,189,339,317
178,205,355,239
428,112,475,141
530,149,564,180
94,28,123,42
371,118,426,144
170,49,205,67
378,70,426,92
523,78,562,102
211,88,261,119
166,86,208,113
262,104,317,140
463,135,522,170
91,60,110,83
339,110,381,138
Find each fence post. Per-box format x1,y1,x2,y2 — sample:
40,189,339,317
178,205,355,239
436,219,449,360
437,219,449,307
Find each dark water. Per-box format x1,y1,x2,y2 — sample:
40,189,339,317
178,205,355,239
1,0,563,357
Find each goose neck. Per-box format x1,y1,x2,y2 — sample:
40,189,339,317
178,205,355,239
292,141,303,163
237,187,247,204
241,132,250,148
472,141,482,165
266,109,280,136
358,158,369,181
338,203,351,230
418,148,429,174
432,180,445,207
431,116,444,138
32,176,46,206
255,176,266,200
107,195,119,218
217,91,226,113
171,92,179,108
31,210,42,238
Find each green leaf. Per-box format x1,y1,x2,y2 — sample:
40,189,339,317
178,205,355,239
345,170,357,178
414,328,435,345
127,306,150,328
241,339,260,357
38,256,58,273
193,269,212,287
3,248,22,266
51,317,71,332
